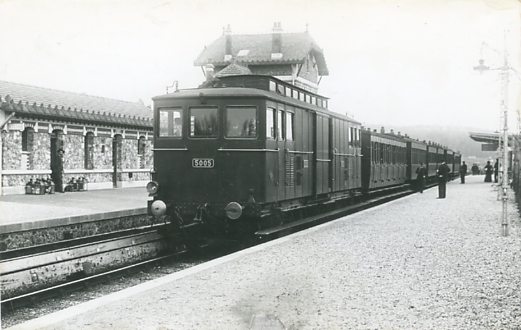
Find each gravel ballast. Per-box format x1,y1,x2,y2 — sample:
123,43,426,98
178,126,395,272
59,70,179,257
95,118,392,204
9,175,521,330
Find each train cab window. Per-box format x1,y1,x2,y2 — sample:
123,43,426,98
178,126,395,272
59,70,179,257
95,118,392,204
225,107,257,138
267,108,276,139
277,110,284,140
159,108,182,138
286,112,294,141
189,107,218,138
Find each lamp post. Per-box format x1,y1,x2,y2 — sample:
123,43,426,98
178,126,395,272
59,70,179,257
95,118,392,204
474,43,510,237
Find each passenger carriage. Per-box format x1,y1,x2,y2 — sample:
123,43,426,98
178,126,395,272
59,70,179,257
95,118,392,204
360,128,407,191
426,144,439,181
454,152,462,176
405,139,428,183
445,149,454,178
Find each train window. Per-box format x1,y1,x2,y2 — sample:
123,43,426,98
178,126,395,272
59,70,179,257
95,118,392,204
189,107,218,138
269,81,276,92
225,107,257,138
277,110,284,140
159,108,182,138
267,108,276,139
286,112,294,141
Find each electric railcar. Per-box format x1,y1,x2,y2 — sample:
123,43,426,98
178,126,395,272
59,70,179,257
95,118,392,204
147,74,460,243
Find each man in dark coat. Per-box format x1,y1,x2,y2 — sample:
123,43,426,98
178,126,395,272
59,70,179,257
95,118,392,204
494,159,499,183
484,161,493,182
460,161,468,184
415,163,427,193
437,161,450,198
52,149,65,192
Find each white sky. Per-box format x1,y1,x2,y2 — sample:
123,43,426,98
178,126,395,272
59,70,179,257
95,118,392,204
0,0,520,131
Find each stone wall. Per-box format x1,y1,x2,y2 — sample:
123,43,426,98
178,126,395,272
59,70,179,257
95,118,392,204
2,130,21,170
32,132,51,170
63,134,84,169
2,122,153,194
94,136,114,169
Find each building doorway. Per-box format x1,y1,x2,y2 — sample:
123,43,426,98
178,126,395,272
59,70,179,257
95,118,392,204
50,130,64,192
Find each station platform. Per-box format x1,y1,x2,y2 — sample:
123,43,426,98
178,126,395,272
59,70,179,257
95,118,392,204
7,175,521,330
0,187,148,233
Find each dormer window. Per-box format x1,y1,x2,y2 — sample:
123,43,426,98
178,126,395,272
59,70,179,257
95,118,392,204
224,54,232,61
237,49,249,56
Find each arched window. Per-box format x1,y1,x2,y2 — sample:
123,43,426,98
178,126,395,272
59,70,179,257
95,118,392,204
138,136,146,169
84,132,94,169
21,127,34,170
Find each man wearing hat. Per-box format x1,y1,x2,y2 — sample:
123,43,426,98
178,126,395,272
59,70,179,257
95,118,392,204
437,160,450,198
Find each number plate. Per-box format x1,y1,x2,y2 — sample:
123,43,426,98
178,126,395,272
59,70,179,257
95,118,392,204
192,158,214,168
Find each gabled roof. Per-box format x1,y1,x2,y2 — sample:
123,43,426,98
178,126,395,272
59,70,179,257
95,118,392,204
194,31,329,76
0,81,152,128
215,63,252,77
0,81,152,118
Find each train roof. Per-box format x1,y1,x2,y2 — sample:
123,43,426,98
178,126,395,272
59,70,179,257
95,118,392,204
153,75,361,124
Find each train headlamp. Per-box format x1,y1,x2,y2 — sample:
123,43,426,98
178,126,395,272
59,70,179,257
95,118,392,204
225,202,243,220
150,200,167,216
146,181,159,194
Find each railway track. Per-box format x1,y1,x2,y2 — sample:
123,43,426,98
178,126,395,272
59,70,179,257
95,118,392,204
1,182,438,314
1,225,170,310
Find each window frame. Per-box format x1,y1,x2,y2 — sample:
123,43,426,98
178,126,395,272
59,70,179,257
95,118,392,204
266,107,276,140
188,106,219,139
224,106,258,139
285,111,294,142
158,107,183,138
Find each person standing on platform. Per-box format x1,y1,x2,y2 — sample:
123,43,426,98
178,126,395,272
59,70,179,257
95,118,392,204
494,159,499,183
460,161,468,184
471,163,479,175
415,163,427,193
52,148,65,193
484,161,493,182
437,161,450,199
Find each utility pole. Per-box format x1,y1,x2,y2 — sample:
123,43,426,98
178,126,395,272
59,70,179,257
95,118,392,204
474,38,510,236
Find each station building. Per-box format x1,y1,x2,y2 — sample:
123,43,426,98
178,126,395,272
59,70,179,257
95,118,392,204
0,81,153,195
194,22,329,93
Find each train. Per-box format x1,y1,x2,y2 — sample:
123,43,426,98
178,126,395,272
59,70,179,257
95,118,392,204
146,74,461,244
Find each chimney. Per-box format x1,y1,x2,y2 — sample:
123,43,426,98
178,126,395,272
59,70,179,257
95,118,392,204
272,22,283,54
205,63,215,81
224,24,232,61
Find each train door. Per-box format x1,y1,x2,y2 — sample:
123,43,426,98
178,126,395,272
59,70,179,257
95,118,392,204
331,117,347,193
291,107,312,199
276,105,286,200
313,113,330,196
265,106,279,202
284,106,296,200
